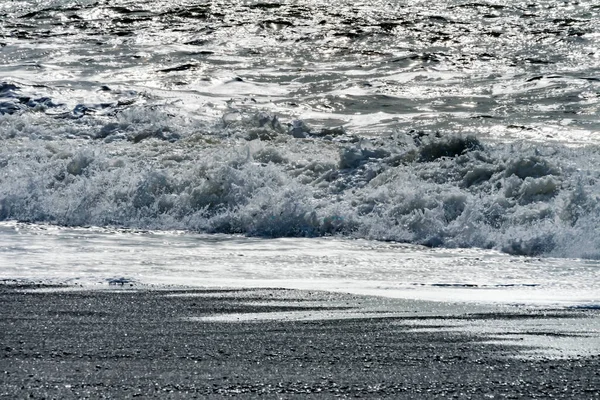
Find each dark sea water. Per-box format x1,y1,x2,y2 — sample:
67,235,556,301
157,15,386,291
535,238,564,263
1,0,600,262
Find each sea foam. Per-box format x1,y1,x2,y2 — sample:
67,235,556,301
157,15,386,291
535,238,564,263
1,104,600,259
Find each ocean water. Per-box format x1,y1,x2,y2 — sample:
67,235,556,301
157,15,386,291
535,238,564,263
1,0,599,305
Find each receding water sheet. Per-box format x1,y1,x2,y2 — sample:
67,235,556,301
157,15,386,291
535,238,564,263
1,222,598,307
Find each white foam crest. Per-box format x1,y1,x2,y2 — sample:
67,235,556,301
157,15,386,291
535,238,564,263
2,111,600,259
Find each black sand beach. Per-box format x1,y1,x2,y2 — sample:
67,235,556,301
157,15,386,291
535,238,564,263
1,283,599,399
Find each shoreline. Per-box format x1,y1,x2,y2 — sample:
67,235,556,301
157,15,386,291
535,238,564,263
1,283,599,398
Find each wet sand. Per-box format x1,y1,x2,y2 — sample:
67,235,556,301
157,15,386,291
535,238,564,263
1,283,599,399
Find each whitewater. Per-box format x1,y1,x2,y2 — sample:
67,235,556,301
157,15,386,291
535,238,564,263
1,0,599,306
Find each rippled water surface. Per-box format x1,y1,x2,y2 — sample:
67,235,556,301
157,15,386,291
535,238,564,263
2,0,599,137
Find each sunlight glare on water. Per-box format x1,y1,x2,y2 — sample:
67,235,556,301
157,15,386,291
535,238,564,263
1,1,600,304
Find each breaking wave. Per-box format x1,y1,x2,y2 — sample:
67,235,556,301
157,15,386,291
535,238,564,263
1,88,600,260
